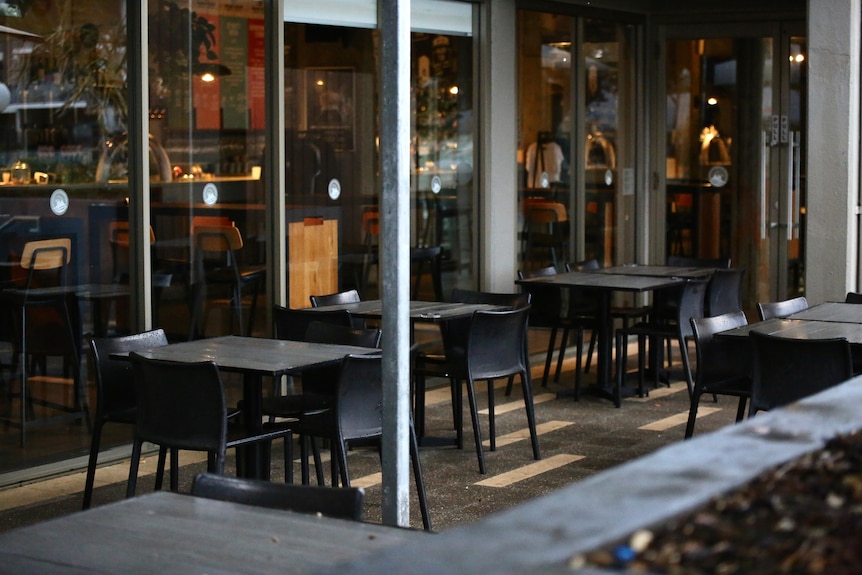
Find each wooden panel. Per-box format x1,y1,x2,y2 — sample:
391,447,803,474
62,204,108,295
288,218,338,309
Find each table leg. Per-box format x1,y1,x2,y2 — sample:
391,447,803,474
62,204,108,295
239,373,269,479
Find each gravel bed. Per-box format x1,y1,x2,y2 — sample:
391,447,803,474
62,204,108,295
578,431,862,574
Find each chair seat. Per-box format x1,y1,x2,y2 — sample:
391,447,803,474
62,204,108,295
260,394,331,418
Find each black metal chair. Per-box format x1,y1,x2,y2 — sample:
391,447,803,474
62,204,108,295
614,278,708,406
846,292,862,304
126,354,293,497
685,312,752,438
190,472,365,521
288,354,432,530
705,268,746,317
756,296,809,321
748,332,853,416
83,329,170,509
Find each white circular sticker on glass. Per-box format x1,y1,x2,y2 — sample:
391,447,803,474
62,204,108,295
327,178,341,200
202,183,219,205
708,166,729,188
49,189,69,215
540,172,550,188
430,175,442,194
604,169,614,186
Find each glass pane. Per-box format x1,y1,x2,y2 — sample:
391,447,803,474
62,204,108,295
148,0,267,341
0,1,129,471
517,11,573,271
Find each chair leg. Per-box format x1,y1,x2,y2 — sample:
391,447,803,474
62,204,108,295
414,369,427,439
464,377,486,474
408,422,432,531
520,371,541,461
584,330,597,374
540,326,558,388
684,391,701,439
614,332,625,409
734,396,748,422
125,439,143,498
554,327,570,383
154,446,168,490
283,435,293,484
487,380,496,452
82,419,105,509
335,439,350,488
572,327,584,400
679,338,694,397
170,449,180,491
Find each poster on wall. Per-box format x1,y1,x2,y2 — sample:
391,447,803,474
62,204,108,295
219,16,249,129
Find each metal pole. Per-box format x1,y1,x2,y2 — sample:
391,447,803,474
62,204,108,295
378,0,411,527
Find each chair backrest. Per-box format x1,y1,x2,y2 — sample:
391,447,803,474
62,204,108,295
690,311,752,390
675,278,709,340
20,238,71,271
846,292,862,304
666,255,731,269
705,267,745,317
566,259,600,272
756,296,809,321
190,473,365,520
749,331,853,414
465,306,532,380
305,321,382,349
194,224,243,253
333,354,386,442
310,289,361,307
88,329,168,418
517,267,562,326
271,305,352,341
129,353,228,462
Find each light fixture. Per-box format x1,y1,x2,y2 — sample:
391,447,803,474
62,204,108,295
707,97,718,106
192,62,232,82
449,85,459,95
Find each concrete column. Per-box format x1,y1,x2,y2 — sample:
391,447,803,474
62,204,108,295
806,0,861,300
479,0,519,292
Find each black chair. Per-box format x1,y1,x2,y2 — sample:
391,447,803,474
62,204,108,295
521,200,568,269
188,224,266,339
126,354,293,496
288,354,432,530
846,292,862,304
756,296,809,321
83,329,170,509
422,305,540,475
310,289,364,328
272,305,353,341
614,278,708,406
748,332,853,416
261,321,382,484
413,289,530,442
517,266,579,388
685,312,752,438
190,472,365,521
705,268,745,317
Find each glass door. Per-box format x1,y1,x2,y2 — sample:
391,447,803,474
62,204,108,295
663,23,807,311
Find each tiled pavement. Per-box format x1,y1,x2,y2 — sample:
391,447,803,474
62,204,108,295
0,330,742,533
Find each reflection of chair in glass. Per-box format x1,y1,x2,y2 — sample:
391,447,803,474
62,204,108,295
2,238,90,447
191,472,365,521
107,222,169,332
756,296,808,321
521,199,568,269
83,329,170,509
410,245,444,301
126,354,293,496
340,209,379,298
749,332,853,416
685,312,751,439
189,224,266,339
287,354,432,530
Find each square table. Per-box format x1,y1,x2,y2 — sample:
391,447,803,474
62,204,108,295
0,491,424,574
717,317,862,345
515,271,685,404
597,264,717,279
128,335,378,478
308,299,506,322
787,301,862,324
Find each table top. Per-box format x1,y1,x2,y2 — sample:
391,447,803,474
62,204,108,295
516,270,684,293
718,317,862,345
788,301,862,324
129,335,377,377
0,491,424,575
598,265,716,279
310,300,505,321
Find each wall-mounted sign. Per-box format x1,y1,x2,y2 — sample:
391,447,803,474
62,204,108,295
327,178,342,200
49,189,69,215
202,183,219,205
